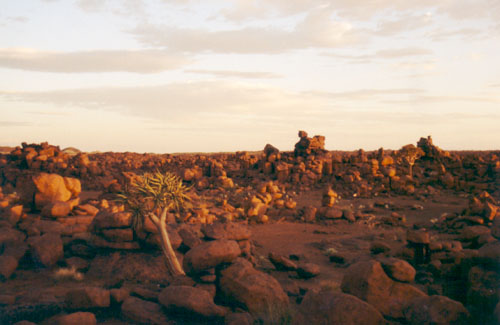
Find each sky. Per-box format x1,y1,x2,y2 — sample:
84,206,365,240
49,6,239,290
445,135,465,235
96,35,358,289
1,0,499,153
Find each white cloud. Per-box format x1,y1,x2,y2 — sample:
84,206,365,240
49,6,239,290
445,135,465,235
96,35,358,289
131,9,360,54
0,48,190,73
185,69,281,79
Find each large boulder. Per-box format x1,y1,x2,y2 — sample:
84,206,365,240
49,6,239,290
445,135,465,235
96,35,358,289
121,296,171,325
158,285,226,319
341,259,426,319
218,258,289,319
380,257,416,283
183,239,241,275
294,290,385,325
28,233,63,267
32,173,80,209
404,295,469,324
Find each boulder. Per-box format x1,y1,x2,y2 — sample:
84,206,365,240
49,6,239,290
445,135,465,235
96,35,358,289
65,287,110,309
341,260,426,319
29,233,63,267
294,290,385,325
33,173,80,209
183,239,241,275
404,295,469,324
158,285,226,319
121,296,171,325
218,258,289,318
380,257,416,282
41,201,72,218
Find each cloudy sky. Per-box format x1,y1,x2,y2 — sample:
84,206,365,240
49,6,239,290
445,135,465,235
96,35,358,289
1,0,499,153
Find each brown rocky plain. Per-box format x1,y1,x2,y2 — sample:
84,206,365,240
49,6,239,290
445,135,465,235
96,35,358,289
0,132,499,324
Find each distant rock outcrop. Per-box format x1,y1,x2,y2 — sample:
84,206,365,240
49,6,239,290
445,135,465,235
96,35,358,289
294,130,326,157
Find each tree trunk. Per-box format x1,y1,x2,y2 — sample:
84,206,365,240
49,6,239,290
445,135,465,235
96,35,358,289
148,207,185,276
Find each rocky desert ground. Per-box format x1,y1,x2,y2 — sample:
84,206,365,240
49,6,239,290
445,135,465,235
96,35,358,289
0,131,499,324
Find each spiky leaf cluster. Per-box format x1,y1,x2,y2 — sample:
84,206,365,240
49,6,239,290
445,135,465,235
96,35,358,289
116,171,191,231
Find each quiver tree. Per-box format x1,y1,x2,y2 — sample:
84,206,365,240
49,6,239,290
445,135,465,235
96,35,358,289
397,144,424,178
117,171,191,276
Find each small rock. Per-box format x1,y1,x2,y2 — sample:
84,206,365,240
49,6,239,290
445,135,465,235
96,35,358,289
297,263,320,279
370,241,391,254
268,252,298,271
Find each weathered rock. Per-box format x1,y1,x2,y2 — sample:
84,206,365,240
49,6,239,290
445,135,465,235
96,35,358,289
202,222,251,241
183,239,241,275
0,255,18,280
101,228,134,242
0,227,26,244
92,211,132,229
294,290,385,325
158,285,226,319
177,226,202,249
404,295,469,324
45,312,96,325
296,263,320,279
341,260,427,319
268,252,298,271
110,288,130,304
218,258,289,318
29,233,63,267
121,296,171,325
477,241,500,267
33,173,80,209
380,257,416,282
41,201,72,218
65,287,110,309
370,241,391,254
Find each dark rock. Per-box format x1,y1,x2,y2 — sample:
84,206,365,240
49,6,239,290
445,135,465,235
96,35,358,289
404,295,469,324
294,290,385,325
29,233,63,267
65,287,110,309
158,285,226,319
121,296,171,325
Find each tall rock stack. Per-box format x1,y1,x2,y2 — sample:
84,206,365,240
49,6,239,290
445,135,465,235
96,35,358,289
294,131,326,157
